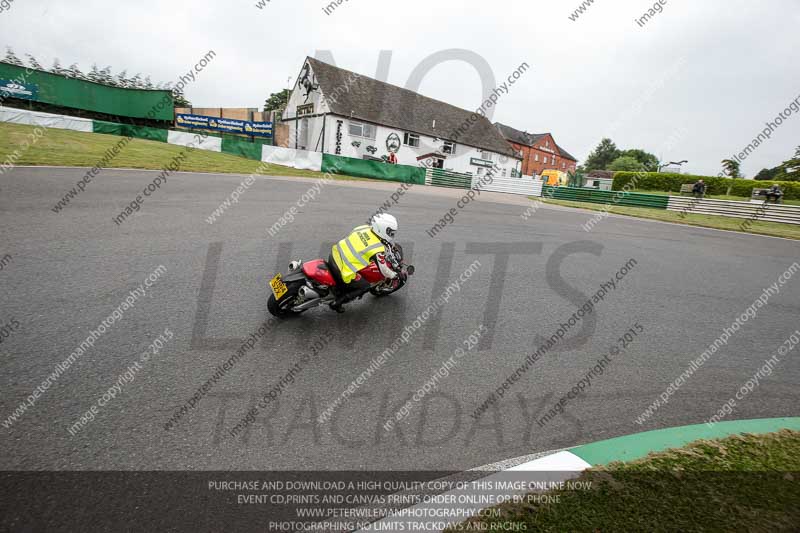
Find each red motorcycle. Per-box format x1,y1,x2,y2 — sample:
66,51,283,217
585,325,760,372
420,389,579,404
267,243,414,317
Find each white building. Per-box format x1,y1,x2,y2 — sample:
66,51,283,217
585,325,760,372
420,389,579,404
282,57,522,177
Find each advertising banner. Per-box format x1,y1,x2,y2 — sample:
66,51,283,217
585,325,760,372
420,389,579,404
175,113,272,137
0,79,38,101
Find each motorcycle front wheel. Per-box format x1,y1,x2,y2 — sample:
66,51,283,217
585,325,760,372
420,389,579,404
370,278,405,297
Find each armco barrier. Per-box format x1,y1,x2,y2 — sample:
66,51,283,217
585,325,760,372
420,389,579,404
323,154,426,185
543,186,670,209
481,175,542,196
425,168,472,189
667,196,800,225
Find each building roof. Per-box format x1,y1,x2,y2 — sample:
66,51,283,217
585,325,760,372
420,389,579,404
495,123,547,147
554,142,577,162
495,122,578,162
306,57,519,158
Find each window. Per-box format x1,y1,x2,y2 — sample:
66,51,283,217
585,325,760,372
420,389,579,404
534,153,539,162
476,167,484,176
403,132,420,147
545,140,550,148
480,151,493,161
501,168,507,177
443,141,456,155
562,162,566,169
349,121,376,139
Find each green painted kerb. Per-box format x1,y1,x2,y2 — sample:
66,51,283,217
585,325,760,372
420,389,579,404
570,417,800,466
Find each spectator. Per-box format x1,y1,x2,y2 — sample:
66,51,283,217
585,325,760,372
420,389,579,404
692,179,706,199
765,184,783,204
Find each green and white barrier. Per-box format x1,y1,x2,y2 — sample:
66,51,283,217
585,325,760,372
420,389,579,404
322,154,426,185
261,145,323,171
0,105,93,133
167,130,222,152
542,186,670,209
0,106,275,160
93,119,169,143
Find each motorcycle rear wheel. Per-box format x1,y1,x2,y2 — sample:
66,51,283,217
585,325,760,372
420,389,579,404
267,280,306,318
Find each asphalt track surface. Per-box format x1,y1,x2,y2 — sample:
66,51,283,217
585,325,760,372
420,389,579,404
1,167,798,471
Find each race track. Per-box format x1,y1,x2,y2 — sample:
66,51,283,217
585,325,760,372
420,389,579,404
1,167,798,471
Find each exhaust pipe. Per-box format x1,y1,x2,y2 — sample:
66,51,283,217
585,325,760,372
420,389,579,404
293,287,332,311
298,286,320,301
288,260,302,271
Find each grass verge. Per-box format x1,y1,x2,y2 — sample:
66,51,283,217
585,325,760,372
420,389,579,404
0,122,366,181
538,197,800,240
448,430,800,532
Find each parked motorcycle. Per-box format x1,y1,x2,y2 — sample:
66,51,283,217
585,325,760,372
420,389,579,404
267,243,414,317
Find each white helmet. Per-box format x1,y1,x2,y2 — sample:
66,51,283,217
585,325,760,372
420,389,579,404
370,213,398,242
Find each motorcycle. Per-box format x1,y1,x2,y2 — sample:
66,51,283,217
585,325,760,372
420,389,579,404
267,243,414,318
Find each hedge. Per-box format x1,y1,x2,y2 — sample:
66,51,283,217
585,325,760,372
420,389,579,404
612,172,800,201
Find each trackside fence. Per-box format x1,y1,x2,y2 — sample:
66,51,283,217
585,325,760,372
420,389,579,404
426,168,472,189
667,196,800,225
541,186,670,209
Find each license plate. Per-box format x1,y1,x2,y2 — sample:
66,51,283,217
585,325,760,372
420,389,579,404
270,274,288,300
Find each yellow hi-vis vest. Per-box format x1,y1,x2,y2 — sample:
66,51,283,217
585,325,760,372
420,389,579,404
331,225,386,283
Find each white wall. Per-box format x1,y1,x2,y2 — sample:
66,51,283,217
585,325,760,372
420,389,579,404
282,60,332,151
287,114,520,176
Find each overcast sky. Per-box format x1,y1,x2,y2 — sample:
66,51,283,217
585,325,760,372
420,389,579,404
1,0,798,176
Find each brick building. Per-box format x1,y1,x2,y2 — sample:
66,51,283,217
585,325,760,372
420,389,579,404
495,123,578,177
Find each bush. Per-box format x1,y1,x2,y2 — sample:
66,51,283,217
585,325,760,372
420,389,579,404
612,172,800,200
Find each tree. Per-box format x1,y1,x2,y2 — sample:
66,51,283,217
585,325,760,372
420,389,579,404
583,138,620,171
128,73,143,88
24,53,43,71
172,87,191,107
115,70,130,88
779,146,800,181
620,148,659,172
50,58,68,76
87,64,103,83
754,167,781,181
4,47,24,66
721,159,743,179
65,63,85,80
609,155,645,172
99,66,115,86
264,89,291,112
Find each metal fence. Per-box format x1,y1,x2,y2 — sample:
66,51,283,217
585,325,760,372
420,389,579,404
667,197,800,225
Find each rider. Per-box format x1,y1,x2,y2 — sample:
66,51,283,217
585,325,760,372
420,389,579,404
328,213,399,312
